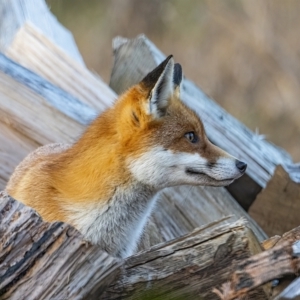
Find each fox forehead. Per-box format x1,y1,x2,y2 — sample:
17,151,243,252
116,80,222,164
154,98,206,146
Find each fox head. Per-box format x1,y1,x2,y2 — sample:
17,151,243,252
115,55,247,189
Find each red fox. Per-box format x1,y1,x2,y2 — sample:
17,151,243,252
6,56,247,258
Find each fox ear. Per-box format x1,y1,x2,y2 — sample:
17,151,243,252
141,55,174,118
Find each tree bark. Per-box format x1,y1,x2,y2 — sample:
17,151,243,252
0,192,121,300
103,218,268,300
213,225,300,300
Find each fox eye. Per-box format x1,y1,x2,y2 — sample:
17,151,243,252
185,131,198,143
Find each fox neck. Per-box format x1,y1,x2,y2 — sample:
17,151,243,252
64,182,157,258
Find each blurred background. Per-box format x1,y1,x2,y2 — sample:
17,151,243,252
47,0,300,161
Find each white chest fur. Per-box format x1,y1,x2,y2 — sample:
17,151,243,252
65,183,157,258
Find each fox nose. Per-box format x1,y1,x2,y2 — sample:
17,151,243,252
235,160,247,173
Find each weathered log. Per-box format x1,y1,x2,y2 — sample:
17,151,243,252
0,121,39,189
213,225,300,300
0,0,116,110
0,52,95,189
103,218,267,300
0,192,121,300
139,184,267,252
109,35,300,209
249,165,300,236
0,0,84,64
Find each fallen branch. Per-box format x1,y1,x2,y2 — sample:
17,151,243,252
0,192,121,300
213,226,300,300
103,218,267,300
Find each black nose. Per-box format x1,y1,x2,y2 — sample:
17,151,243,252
235,160,247,173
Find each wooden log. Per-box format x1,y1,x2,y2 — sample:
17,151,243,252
0,121,39,190
249,165,300,236
212,226,300,300
109,35,299,209
0,0,84,64
0,0,117,110
0,53,95,189
139,184,267,252
0,192,121,300
103,218,268,300
5,23,116,111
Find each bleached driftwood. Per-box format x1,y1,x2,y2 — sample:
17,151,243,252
0,192,121,300
109,35,300,209
103,218,268,300
0,0,117,111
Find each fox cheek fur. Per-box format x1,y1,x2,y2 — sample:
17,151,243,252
6,55,247,258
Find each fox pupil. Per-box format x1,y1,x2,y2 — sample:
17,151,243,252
185,131,198,143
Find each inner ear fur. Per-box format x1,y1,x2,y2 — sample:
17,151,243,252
140,55,175,118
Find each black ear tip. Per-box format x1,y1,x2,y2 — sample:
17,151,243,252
141,55,174,89
174,63,182,74
173,63,183,87
163,55,174,67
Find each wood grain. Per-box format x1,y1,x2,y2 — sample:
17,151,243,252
213,225,300,300
0,0,84,64
0,192,121,300
5,23,116,111
103,218,267,300
139,184,267,253
249,165,300,236
0,52,94,189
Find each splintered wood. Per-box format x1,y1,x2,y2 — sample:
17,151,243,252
0,192,121,300
103,218,267,300
213,225,300,300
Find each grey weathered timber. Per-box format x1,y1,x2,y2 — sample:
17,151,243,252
103,218,268,300
0,0,116,110
139,184,267,252
0,192,121,300
0,0,84,64
4,23,116,111
274,277,300,300
109,35,300,208
0,52,95,189
0,121,39,191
